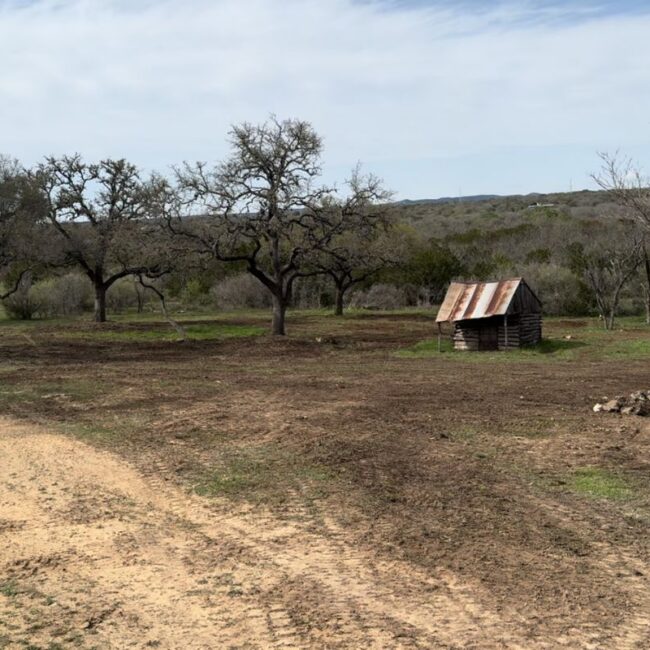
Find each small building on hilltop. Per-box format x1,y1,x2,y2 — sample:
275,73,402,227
436,278,542,351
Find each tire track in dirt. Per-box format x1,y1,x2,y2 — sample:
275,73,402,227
146,400,530,647
140,456,403,648
0,423,276,648
528,493,650,649
138,451,529,648
0,419,564,648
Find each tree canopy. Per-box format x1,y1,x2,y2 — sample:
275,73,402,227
35,155,175,321
172,117,390,334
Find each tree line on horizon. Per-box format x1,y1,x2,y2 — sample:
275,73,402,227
1,117,650,334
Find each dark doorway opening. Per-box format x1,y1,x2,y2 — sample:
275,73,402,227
479,325,498,351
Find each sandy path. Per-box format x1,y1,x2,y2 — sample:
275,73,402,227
0,418,604,649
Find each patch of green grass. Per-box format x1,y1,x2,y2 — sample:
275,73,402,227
195,457,265,498
498,427,554,439
0,580,18,598
570,468,633,500
110,308,268,323
63,322,265,343
395,337,583,361
0,378,103,411
0,315,73,329
441,427,478,441
58,421,128,444
38,379,100,400
194,447,334,505
340,307,435,319
394,338,454,357
58,413,153,445
599,338,650,360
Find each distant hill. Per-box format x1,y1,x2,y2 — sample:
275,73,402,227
395,195,501,206
391,189,614,240
394,190,600,207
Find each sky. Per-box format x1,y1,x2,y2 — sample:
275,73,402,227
1,0,649,199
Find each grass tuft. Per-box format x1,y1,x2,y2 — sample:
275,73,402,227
194,447,333,505
570,468,633,500
0,581,18,598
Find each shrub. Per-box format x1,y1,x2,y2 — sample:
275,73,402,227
105,278,141,313
349,283,408,310
182,278,213,307
292,275,332,308
32,273,94,317
3,273,95,319
2,274,40,320
519,263,591,316
211,273,271,310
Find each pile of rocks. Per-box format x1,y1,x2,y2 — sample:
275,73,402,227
594,391,650,417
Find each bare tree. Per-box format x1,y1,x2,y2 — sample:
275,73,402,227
568,232,643,330
592,153,650,325
632,243,650,325
172,117,389,335
34,155,173,322
642,241,650,325
593,152,650,230
319,234,390,316
313,176,395,315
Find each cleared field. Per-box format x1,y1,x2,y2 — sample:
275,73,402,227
1,310,649,649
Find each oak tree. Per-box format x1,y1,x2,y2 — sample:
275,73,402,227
0,156,46,298
35,155,172,322
174,117,389,334
313,172,395,315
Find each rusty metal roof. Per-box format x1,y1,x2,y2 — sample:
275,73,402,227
436,278,524,323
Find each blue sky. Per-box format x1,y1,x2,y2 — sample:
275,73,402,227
1,0,649,199
391,0,650,21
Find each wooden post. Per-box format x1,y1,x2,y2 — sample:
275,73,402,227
504,314,508,351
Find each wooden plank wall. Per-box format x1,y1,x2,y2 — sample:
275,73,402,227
453,324,480,351
517,313,542,346
497,321,521,350
453,314,542,351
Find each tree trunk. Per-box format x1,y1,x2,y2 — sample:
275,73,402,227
644,248,650,325
94,283,107,323
272,293,287,336
606,281,628,331
334,285,345,316
135,285,145,314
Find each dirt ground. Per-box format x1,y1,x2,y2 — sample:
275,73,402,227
1,313,650,649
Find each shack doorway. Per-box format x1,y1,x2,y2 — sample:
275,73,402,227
479,325,498,351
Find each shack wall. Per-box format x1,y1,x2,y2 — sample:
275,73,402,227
453,313,542,351
516,313,542,346
452,323,480,351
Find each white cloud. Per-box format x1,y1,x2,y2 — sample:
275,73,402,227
1,0,649,196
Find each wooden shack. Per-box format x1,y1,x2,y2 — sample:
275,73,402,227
436,278,542,351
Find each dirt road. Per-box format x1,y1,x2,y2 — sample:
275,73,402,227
1,417,647,649
0,418,512,649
